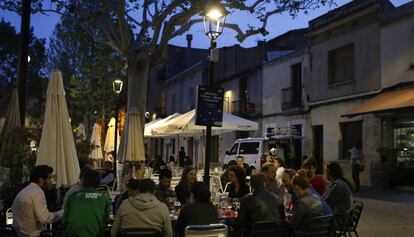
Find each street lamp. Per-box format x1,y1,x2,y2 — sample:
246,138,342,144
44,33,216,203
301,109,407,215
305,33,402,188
113,79,123,95
202,2,227,187
112,78,123,188
203,3,227,42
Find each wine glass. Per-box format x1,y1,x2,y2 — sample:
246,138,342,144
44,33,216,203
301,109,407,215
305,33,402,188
174,201,181,214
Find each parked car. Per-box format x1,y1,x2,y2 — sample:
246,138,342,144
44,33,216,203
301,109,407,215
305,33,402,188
224,134,300,170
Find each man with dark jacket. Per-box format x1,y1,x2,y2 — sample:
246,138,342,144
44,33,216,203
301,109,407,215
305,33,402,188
235,172,282,237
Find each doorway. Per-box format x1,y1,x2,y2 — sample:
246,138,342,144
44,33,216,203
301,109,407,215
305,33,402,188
313,125,324,174
293,124,303,170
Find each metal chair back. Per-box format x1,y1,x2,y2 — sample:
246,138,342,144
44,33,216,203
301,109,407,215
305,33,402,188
250,220,291,237
348,201,364,237
185,224,228,237
304,215,334,237
335,209,353,237
117,227,162,237
39,230,80,237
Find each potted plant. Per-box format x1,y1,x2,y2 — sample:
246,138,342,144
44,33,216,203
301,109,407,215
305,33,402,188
370,147,392,189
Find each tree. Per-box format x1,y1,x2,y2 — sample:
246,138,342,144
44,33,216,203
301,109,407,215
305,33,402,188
0,18,47,120
1,0,334,162
48,13,125,135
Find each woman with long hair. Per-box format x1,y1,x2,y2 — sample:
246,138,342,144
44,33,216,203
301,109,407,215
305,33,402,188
175,182,218,237
175,166,197,204
225,165,250,198
323,162,353,215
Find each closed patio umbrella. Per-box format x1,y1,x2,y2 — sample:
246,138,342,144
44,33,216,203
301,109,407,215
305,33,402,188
89,123,103,160
36,70,80,187
0,88,21,138
0,88,21,181
118,107,145,162
104,117,120,156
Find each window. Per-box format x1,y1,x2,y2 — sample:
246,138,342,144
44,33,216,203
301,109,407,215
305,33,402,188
340,121,362,160
239,142,260,155
228,143,239,155
328,44,354,85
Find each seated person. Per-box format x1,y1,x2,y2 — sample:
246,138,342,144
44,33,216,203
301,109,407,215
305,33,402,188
175,167,197,204
236,155,252,176
155,168,176,207
63,169,111,237
151,154,167,174
220,160,237,189
176,182,218,237
291,173,324,234
281,169,298,212
302,157,327,196
101,161,115,187
12,165,63,237
225,165,250,199
323,162,353,215
235,172,282,237
63,165,90,209
111,179,173,237
113,179,140,215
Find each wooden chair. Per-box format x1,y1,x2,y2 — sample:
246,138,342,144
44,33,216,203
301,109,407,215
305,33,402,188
117,227,162,237
0,224,18,237
185,224,228,237
250,220,292,237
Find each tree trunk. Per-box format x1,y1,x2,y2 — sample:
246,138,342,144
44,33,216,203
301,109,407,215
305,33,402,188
120,59,150,180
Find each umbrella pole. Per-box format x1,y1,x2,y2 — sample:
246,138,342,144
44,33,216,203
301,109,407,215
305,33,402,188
176,134,179,165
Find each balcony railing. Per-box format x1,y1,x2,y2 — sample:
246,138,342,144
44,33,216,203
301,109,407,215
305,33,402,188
231,100,255,115
281,86,303,111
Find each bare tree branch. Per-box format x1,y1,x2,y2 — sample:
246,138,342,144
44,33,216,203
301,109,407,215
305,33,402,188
169,18,203,40
150,0,186,47
117,0,132,52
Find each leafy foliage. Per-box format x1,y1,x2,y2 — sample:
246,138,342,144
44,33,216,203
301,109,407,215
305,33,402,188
0,127,39,178
0,19,48,119
75,139,96,167
48,13,126,131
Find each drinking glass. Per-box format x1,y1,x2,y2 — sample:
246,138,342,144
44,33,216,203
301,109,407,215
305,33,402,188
174,201,181,213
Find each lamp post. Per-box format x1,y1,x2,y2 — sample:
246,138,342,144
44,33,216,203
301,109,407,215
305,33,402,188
112,79,123,186
202,2,227,187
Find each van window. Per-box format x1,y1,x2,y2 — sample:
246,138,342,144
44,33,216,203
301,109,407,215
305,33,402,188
239,142,260,154
228,143,239,155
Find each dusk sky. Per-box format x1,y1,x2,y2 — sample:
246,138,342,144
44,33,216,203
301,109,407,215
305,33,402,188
0,0,412,49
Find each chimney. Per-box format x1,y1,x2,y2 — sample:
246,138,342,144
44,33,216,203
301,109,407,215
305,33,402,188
186,34,193,49
186,34,193,67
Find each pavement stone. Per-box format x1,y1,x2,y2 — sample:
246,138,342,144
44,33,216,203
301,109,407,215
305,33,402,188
353,186,414,237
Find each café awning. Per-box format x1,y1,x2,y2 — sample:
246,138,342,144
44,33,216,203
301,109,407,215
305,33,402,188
342,87,414,118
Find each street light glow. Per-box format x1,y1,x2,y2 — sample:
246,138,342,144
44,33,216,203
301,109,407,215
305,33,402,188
206,8,224,20
203,3,227,41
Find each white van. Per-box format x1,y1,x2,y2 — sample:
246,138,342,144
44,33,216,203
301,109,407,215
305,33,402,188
224,135,298,170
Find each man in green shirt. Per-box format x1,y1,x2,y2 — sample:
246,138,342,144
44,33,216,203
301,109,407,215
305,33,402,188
64,169,110,237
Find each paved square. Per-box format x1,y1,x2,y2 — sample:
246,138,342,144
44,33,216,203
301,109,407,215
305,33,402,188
354,187,414,237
